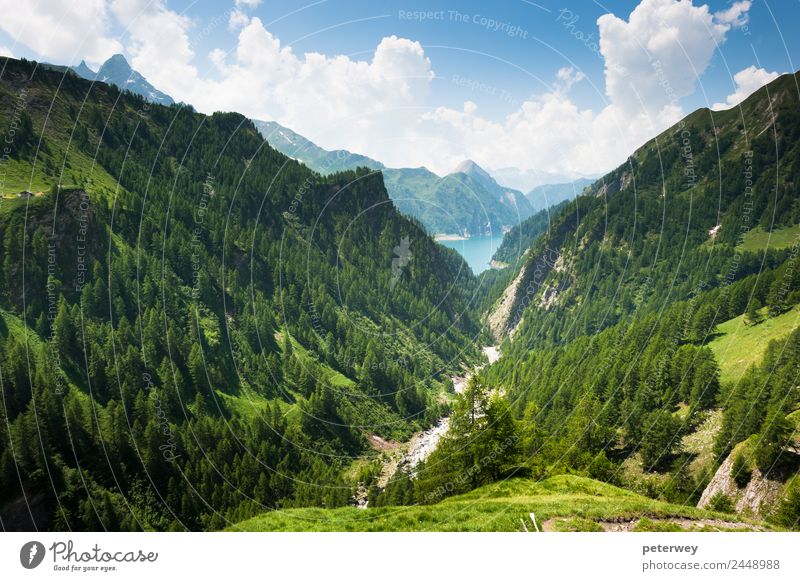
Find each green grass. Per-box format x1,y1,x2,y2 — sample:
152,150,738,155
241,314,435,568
708,306,800,384
229,474,766,532
737,225,800,253
0,156,52,196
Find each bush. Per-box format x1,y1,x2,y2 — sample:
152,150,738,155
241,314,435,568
731,452,751,488
773,477,800,530
708,492,734,513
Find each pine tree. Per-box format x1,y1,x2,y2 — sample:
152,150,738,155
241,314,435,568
745,298,763,326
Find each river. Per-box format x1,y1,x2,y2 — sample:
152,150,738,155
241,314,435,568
372,345,501,494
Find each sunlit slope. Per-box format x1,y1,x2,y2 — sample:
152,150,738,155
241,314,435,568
230,475,768,532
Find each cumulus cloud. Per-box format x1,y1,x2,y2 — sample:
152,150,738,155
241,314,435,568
420,76,679,180
0,0,122,66
0,46,13,58
715,0,752,26
712,65,781,110
228,9,250,31
0,0,767,182
111,0,202,100
597,0,749,113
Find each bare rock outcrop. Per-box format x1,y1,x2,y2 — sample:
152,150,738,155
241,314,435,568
486,263,526,341
698,453,783,518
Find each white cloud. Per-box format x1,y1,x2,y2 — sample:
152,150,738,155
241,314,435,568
0,0,768,184
420,78,680,180
597,0,749,114
715,0,752,27
554,67,585,93
0,0,122,66
111,0,200,100
712,65,781,110
0,45,13,58
228,9,250,31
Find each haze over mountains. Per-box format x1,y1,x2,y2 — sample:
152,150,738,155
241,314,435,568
525,177,595,213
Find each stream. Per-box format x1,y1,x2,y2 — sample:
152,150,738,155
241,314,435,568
364,345,500,504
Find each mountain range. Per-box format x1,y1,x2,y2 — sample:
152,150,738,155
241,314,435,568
253,119,534,236
61,55,579,237
525,177,595,212
3,51,799,533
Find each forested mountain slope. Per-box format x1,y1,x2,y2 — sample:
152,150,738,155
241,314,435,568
488,71,800,347
0,57,482,531
252,119,533,237
389,70,800,528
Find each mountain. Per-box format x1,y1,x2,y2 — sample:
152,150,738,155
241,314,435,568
0,57,482,531
383,161,533,237
452,159,495,184
488,71,800,344
454,70,800,524
251,120,384,173
526,177,595,212
252,121,533,236
72,53,174,105
72,60,96,79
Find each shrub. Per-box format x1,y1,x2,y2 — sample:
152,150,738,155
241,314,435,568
708,492,734,513
731,452,751,488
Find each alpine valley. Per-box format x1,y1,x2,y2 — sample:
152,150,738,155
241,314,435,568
2,53,800,534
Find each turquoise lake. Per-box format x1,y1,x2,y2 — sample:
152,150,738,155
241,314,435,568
437,235,504,275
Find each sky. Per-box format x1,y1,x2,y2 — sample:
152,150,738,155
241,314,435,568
0,0,797,190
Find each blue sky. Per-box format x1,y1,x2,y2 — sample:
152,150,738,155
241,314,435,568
172,0,797,114
0,0,797,188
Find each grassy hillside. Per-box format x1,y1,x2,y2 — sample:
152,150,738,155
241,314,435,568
230,474,768,532
709,306,800,384
738,225,800,253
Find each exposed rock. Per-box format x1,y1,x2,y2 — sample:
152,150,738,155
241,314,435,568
486,263,526,341
594,170,631,198
698,452,783,518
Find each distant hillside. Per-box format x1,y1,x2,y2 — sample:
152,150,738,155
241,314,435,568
251,119,383,173
526,177,594,212
383,160,533,237
252,120,533,236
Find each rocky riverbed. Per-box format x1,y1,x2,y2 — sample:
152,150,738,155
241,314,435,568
372,345,500,493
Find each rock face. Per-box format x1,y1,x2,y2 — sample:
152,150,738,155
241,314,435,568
486,263,527,341
698,452,783,518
